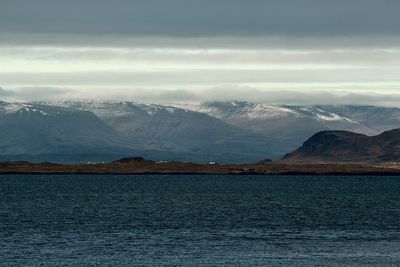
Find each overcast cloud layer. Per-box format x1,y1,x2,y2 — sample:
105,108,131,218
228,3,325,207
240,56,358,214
1,0,399,105
2,0,400,37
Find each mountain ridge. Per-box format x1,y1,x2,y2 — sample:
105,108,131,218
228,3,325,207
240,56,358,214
46,100,288,163
2,100,400,163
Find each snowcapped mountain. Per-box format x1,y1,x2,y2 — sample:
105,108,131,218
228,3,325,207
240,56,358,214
177,101,377,123
176,101,399,148
4,100,400,163
177,101,299,120
45,101,287,163
177,101,372,128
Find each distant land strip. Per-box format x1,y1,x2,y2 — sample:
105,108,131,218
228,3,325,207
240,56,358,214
1,157,400,176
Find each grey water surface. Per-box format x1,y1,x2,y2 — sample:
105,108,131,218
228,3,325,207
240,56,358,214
1,174,400,266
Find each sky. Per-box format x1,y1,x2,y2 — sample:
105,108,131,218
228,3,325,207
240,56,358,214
1,0,400,105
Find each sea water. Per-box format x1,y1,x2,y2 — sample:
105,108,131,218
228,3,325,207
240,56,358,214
1,174,400,266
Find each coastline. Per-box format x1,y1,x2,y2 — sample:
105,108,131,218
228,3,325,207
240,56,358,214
1,159,400,176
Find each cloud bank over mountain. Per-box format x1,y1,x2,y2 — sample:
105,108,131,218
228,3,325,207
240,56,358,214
2,86,400,107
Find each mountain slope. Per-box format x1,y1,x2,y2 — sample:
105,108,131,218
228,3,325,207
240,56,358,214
47,101,287,163
28,100,400,163
177,101,400,149
177,101,370,149
315,105,400,134
0,101,141,162
281,129,400,163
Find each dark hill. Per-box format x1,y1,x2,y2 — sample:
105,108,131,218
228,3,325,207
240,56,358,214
281,129,400,163
113,157,154,164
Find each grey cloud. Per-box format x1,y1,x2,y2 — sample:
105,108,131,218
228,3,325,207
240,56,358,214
0,87,14,97
7,86,400,107
2,35,400,50
1,0,399,38
154,89,199,102
0,87,17,102
4,87,76,101
175,89,400,107
1,69,398,88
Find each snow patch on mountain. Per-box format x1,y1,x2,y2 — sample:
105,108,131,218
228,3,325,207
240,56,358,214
0,102,31,113
174,101,300,120
43,100,185,118
140,104,179,116
175,101,358,123
0,102,52,116
290,106,359,123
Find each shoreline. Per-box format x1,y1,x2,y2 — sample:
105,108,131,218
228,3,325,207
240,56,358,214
1,158,400,176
